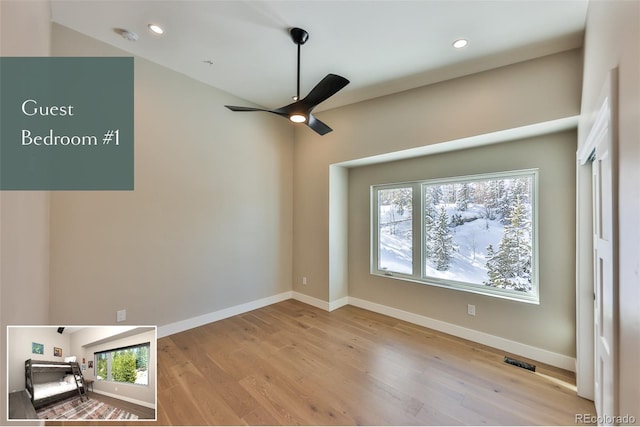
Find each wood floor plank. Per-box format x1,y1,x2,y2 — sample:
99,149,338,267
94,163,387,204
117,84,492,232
152,300,594,425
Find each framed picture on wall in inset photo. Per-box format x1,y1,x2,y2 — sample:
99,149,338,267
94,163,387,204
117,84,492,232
32,342,44,355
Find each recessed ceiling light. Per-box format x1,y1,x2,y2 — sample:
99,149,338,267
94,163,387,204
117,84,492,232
148,24,164,35
452,39,468,49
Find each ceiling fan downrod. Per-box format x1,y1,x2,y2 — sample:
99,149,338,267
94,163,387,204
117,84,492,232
290,27,309,101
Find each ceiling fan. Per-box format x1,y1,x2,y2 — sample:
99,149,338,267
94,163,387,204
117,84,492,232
225,27,349,135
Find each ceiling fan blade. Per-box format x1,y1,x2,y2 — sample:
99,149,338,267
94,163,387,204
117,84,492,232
307,114,333,135
300,74,349,110
226,105,290,120
225,105,269,112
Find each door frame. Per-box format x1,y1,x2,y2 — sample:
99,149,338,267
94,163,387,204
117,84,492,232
576,68,618,404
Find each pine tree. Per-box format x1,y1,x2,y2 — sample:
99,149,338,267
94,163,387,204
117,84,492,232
424,188,437,258
484,244,502,287
497,184,513,223
443,184,456,204
112,352,137,383
511,177,530,204
484,195,532,290
136,346,148,371
484,179,504,220
455,183,473,211
432,206,455,271
502,195,532,290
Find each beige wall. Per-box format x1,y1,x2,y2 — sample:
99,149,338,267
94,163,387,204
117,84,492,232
349,132,576,356
0,0,51,56
0,1,52,424
579,0,640,419
292,48,582,304
48,25,294,327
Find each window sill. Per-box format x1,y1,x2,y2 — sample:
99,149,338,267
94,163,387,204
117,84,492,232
371,271,540,304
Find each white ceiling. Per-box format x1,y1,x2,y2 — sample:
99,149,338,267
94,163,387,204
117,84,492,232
50,0,588,112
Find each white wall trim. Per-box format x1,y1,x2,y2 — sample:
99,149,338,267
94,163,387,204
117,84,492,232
291,292,349,312
157,291,292,338
290,291,330,311
347,296,576,372
92,389,156,410
335,116,579,169
329,296,350,311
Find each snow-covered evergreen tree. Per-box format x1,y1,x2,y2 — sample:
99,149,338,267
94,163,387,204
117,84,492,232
484,244,501,287
424,188,436,258
512,177,530,204
432,206,455,271
483,195,532,290
502,195,532,290
455,183,473,211
484,179,504,220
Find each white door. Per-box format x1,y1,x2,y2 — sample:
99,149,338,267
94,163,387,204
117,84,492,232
592,111,617,422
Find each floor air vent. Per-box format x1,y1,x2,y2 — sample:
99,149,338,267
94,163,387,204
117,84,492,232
504,356,536,372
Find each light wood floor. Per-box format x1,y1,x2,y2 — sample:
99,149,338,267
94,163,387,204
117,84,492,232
148,299,594,425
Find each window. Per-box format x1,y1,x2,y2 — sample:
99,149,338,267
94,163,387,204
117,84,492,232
372,169,538,303
376,186,414,274
94,342,150,385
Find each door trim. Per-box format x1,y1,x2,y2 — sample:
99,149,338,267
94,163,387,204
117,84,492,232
576,67,618,402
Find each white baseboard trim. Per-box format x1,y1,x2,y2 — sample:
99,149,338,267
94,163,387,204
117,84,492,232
92,389,156,410
156,291,575,372
291,291,330,311
329,296,350,311
157,291,292,338
348,297,576,372
290,292,349,312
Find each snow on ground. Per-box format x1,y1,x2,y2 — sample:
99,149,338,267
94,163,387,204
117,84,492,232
380,204,504,284
378,205,413,274
425,204,503,284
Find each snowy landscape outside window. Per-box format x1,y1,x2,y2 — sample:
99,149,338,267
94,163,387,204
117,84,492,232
376,186,413,274
372,169,539,303
95,342,150,386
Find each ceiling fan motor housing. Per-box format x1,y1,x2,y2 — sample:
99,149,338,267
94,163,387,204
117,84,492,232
290,27,309,45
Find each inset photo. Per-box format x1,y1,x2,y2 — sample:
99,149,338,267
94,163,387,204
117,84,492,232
7,325,157,421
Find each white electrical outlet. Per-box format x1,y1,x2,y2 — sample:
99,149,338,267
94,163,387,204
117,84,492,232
302,276,307,285
467,304,476,316
116,309,126,322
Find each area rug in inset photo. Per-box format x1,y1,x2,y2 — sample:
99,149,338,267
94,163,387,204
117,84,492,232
37,396,139,420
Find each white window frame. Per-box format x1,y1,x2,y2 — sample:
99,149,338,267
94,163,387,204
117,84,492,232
371,169,539,304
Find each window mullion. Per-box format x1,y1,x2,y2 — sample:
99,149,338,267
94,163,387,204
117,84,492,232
412,182,422,279
107,352,112,382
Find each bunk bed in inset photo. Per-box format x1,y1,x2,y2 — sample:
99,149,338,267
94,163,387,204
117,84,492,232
25,359,88,409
